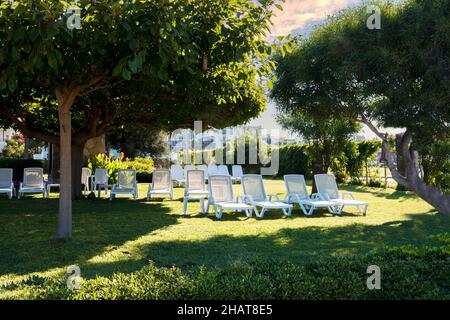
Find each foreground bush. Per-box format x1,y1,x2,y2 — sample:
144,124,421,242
25,246,450,300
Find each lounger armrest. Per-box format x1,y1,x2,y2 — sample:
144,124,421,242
242,194,255,205
341,192,355,200
110,184,117,192
311,193,322,200
268,194,282,202
318,192,331,201
285,193,302,203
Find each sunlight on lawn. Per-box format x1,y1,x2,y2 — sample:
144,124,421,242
1,179,448,299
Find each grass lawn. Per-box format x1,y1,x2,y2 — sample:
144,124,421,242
1,179,449,299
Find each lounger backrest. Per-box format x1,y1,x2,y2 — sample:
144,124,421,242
0,168,13,188
186,170,205,191
152,169,171,191
207,164,219,176
284,175,309,200
171,164,184,180
232,165,244,178
184,165,195,178
242,174,266,202
94,168,108,185
198,164,208,177
118,169,136,189
81,167,91,184
23,168,43,188
209,175,233,202
217,165,230,176
314,174,339,199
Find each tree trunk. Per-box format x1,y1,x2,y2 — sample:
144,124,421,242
395,133,408,191
50,144,60,183
24,137,30,159
311,158,329,194
56,86,78,240
72,143,85,200
361,119,450,215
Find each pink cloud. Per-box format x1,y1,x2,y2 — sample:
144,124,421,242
270,0,360,36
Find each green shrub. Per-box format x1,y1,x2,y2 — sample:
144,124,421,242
88,154,128,184
125,157,154,173
88,154,154,184
277,144,312,178
0,158,48,181
24,245,450,300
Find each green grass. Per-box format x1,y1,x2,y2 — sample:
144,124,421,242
1,179,449,299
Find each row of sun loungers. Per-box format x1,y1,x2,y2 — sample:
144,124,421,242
0,167,368,218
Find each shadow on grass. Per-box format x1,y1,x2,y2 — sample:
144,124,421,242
82,211,450,277
0,197,176,278
1,195,449,283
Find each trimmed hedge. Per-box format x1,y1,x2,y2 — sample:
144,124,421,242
277,144,312,178
0,158,48,181
23,245,450,300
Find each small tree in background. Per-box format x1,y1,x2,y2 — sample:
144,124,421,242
277,112,360,193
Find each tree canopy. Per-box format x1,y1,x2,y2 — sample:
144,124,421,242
271,0,450,214
0,0,284,238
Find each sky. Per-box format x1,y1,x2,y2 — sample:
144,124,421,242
248,0,385,140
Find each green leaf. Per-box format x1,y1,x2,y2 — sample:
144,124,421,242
121,69,132,81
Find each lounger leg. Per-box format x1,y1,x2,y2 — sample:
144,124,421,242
183,197,188,215
245,209,252,218
334,205,343,216
200,199,204,213
258,208,266,219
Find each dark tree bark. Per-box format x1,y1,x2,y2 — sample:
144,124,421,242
395,133,408,191
71,143,86,200
362,119,450,215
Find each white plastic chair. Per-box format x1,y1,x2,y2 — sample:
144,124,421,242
92,168,109,198
110,169,138,201
183,170,209,215
18,168,46,199
198,164,208,181
314,174,368,215
283,175,337,216
242,174,292,218
81,167,92,194
184,164,196,178
207,164,219,177
147,169,173,200
170,164,185,186
232,165,244,183
208,175,257,219
0,168,15,199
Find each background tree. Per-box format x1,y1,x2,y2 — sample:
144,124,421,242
271,0,450,214
0,0,282,238
277,112,360,193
